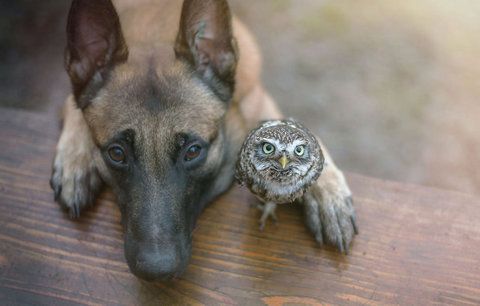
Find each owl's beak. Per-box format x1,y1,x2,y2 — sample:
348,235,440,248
279,154,289,169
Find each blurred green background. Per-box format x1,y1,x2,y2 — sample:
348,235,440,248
1,0,479,194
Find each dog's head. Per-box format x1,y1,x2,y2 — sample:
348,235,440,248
65,0,238,280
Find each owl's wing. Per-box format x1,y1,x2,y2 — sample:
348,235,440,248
234,142,247,185
234,161,243,185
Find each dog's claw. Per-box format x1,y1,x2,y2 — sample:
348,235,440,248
351,215,359,235
337,240,345,255
53,184,62,202
314,232,323,246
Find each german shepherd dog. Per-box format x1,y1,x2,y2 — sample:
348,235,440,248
50,0,357,281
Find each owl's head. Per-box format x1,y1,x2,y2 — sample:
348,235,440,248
241,119,324,185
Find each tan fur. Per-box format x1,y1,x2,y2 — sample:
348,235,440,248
51,97,103,215
52,0,357,276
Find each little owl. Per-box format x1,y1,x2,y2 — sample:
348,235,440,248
236,119,325,230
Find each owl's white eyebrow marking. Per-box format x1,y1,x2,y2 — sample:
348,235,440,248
261,138,284,151
261,120,283,128
287,139,307,152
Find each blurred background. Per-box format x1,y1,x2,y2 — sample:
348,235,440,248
1,0,479,194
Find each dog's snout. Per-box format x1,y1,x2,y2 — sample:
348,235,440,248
125,234,191,281
122,176,192,281
133,250,180,281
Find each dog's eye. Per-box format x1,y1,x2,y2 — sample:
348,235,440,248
108,145,126,164
184,144,202,161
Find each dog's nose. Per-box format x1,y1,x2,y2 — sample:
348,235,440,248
132,250,181,281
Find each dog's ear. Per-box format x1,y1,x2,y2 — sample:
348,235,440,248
65,0,128,108
175,0,238,102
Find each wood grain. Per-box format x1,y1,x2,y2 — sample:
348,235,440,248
0,107,479,305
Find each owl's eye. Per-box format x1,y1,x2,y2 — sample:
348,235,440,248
294,145,305,156
262,142,275,154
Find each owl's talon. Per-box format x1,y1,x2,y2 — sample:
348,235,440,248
259,221,266,231
257,202,277,231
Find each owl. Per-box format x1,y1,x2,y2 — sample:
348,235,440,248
236,119,324,230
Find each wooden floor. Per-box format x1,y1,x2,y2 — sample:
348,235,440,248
0,107,479,306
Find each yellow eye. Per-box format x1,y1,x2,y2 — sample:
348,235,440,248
262,143,275,154
295,145,305,156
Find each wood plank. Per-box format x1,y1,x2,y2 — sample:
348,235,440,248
0,107,479,305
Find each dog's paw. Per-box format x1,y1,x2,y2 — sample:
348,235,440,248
302,167,358,254
50,150,102,218
50,104,103,218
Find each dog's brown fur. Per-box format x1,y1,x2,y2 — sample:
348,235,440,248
51,0,357,281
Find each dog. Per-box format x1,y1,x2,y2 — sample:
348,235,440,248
50,0,358,281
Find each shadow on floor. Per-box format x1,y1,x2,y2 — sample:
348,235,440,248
0,0,70,111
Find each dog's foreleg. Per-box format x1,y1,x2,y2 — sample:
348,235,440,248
50,96,104,217
301,145,358,254
250,88,358,253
